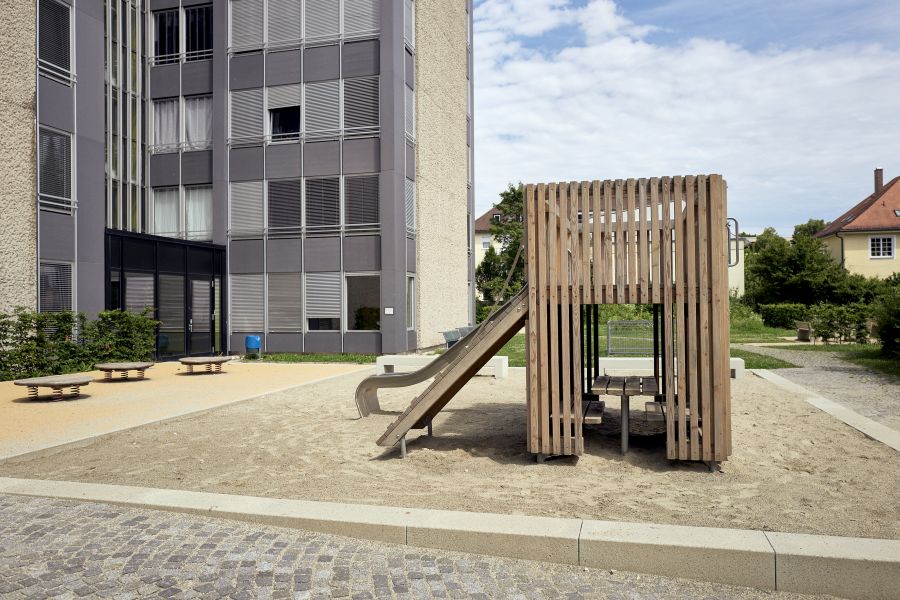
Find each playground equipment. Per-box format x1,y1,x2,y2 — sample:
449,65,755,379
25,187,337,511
356,174,732,463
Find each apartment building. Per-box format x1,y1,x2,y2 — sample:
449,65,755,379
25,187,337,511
0,0,474,356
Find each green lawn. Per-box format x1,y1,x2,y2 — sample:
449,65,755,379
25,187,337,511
762,344,899,380
729,322,796,344
260,352,377,364
729,347,797,369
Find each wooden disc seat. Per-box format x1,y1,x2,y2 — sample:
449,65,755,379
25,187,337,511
13,374,94,401
95,362,154,381
179,356,232,374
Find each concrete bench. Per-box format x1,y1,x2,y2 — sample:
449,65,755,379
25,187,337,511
14,374,94,401
376,354,509,379
596,357,745,379
179,356,232,374
95,362,154,381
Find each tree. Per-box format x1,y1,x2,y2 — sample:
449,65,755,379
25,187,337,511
474,184,526,314
474,246,506,306
793,219,829,239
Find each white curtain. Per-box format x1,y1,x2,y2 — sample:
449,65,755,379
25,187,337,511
185,186,213,240
185,96,212,150
153,99,179,151
153,188,180,237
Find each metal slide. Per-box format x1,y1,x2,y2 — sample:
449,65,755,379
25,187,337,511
354,288,528,448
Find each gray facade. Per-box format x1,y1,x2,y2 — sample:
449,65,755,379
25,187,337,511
26,0,473,356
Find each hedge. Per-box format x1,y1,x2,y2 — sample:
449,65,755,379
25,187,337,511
757,303,808,329
807,303,870,345
0,308,158,382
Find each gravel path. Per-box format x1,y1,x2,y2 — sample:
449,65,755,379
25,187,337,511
0,494,827,600
734,344,900,433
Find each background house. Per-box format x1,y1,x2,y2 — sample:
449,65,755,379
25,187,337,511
816,168,899,279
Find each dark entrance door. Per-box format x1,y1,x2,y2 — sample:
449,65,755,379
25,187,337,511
188,276,213,356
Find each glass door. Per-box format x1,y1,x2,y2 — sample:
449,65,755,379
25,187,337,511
188,276,213,355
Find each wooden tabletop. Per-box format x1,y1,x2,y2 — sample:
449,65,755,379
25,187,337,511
14,374,94,387
592,375,659,397
179,356,233,365
95,362,154,371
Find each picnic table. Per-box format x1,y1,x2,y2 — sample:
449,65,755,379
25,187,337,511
14,374,94,401
179,356,232,374
591,375,660,454
95,362,154,381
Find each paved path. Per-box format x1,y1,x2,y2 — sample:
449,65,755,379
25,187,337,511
735,344,900,433
0,494,822,600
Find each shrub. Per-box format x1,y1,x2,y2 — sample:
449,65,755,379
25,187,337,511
0,308,158,382
873,285,900,356
808,303,870,345
758,303,808,328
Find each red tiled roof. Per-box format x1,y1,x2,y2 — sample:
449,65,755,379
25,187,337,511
474,206,503,232
816,176,900,237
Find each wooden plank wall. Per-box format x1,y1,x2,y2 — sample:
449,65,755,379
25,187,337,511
524,176,730,461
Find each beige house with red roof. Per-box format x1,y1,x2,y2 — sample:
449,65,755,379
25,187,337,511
816,169,900,279
473,206,504,266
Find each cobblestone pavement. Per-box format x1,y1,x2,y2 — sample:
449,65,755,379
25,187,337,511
735,344,900,432
0,494,828,600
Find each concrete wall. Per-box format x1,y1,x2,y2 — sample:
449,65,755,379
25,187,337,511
0,1,37,312
414,0,471,347
728,239,745,296
823,232,899,279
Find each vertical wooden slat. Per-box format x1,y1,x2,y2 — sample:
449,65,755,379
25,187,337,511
572,184,584,455
580,181,591,304
626,179,637,303
673,176,687,459
650,178,661,304
547,184,561,456
537,183,550,455
525,184,540,454
696,176,713,460
709,175,730,460
614,180,625,304
603,181,614,304
661,178,676,459
638,179,649,304
591,181,602,304
685,176,700,461
560,183,572,456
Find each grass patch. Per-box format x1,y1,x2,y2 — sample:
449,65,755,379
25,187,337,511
762,344,899,380
259,352,377,364
729,348,797,369
729,322,796,344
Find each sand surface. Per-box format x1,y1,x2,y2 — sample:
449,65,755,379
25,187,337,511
1,369,897,539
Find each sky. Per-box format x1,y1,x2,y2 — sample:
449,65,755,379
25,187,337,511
471,0,900,234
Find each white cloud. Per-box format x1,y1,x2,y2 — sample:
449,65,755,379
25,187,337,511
472,0,900,233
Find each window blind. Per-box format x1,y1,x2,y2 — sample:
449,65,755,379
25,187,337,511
268,273,302,331
305,178,340,227
404,0,415,48
267,84,302,110
305,272,341,319
344,0,380,36
230,181,265,234
404,85,415,139
267,0,302,46
304,80,340,135
268,179,302,229
230,88,264,141
157,275,185,348
38,128,72,211
39,0,71,80
39,262,72,313
125,273,155,314
345,175,379,225
230,273,265,331
305,0,340,41
405,178,416,231
230,0,264,48
343,77,379,131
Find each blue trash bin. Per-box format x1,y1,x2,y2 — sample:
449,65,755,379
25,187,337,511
245,335,261,359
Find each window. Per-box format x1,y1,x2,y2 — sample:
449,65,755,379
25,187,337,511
306,272,341,331
268,179,302,230
230,181,264,235
305,80,340,136
346,275,380,331
231,88,264,143
153,99,179,152
482,240,491,249
404,85,415,140
492,214,501,223
306,0,340,41
39,0,71,83
231,274,265,331
153,9,179,64
870,236,895,259
268,273,303,332
305,178,340,227
894,210,900,217
184,5,213,61
39,262,72,313
230,0,264,49
345,175,379,225
38,128,72,213
404,178,416,232
268,84,302,141
185,96,213,150
406,275,415,330
344,0,380,35
343,77,379,134
268,0,302,45
151,187,180,237
125,272,155,314
404,0,415,49
185,186,213,240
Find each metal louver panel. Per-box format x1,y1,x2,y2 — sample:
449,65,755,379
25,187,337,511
404,85,415,139
305,0,340,41
125,272,155,314
158,275,184,331
230,0,264,48
230,89,264,141
230,273,265,331
343,77,379,131
304,80,340,134
344,0,379,35
345,175,379,224
39,262,72,313
405,178,416,231
192,279,211,333
268,273,302,331
268,179,302,229
305,178,340,227
39,128,72,211
267,0,302,46
305,272,341,319
230,181,265,234
39,0,71,77
267,84,302,110
404,0,415,48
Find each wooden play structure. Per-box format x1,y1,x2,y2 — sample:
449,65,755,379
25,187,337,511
356,174,731,463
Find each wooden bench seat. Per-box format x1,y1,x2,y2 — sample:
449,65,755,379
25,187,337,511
179,356,232,374
95,362,154,381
